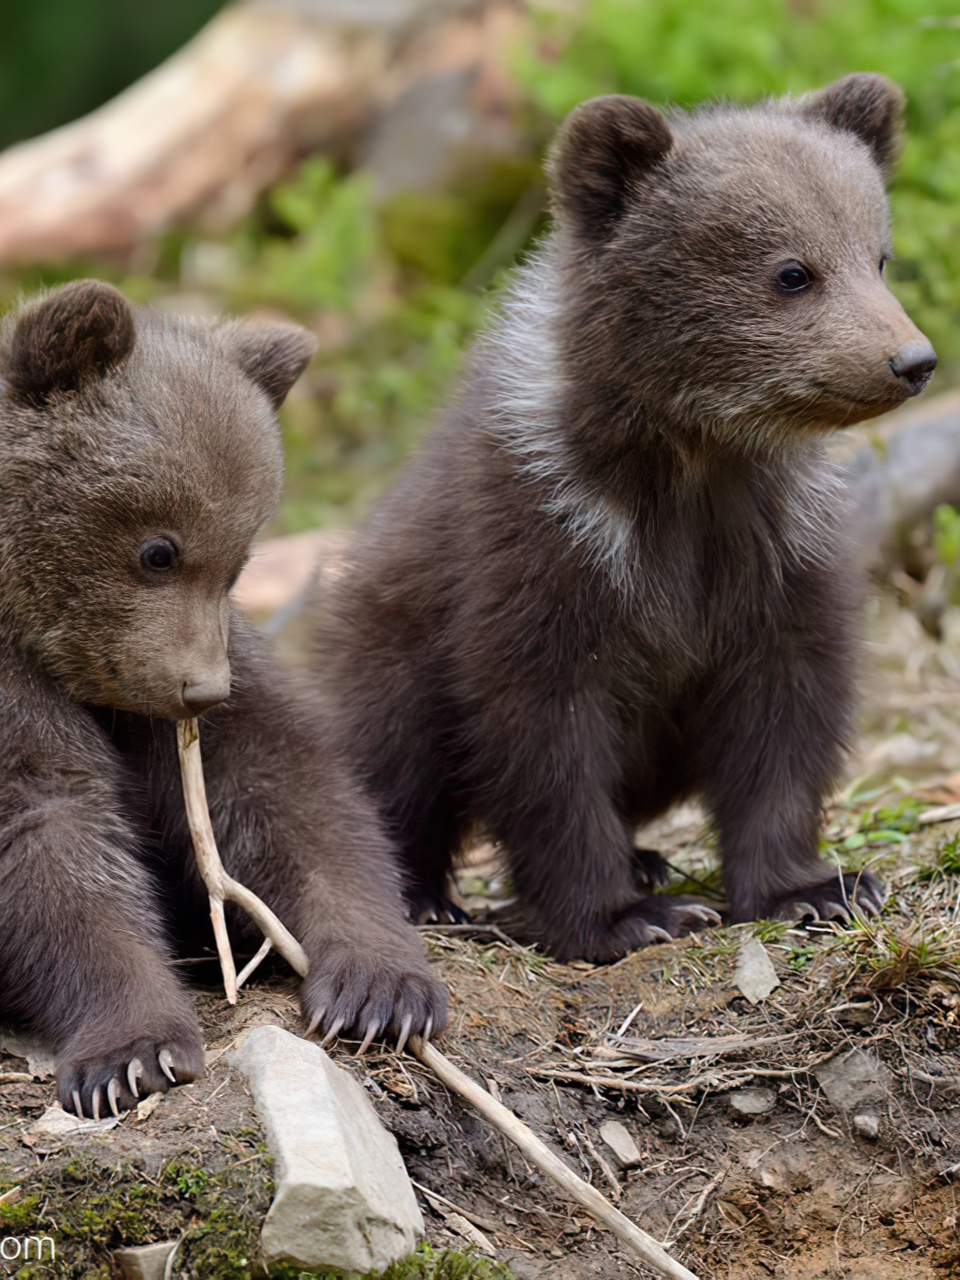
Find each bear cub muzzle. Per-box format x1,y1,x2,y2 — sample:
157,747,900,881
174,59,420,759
0,280,446,1117
308,73,935,961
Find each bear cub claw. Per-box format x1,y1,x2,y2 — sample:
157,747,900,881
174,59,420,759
302,945,447,1054
408,887,470,926
58,1028,205,1119
631,847,672,888
570,896,721,962
771,870,886,924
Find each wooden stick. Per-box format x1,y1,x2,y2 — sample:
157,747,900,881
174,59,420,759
411,1037,699,1280
176,717,695,1279
176,717,307,1003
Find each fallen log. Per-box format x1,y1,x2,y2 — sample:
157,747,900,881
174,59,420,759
0,0,524,264
841,390,960,570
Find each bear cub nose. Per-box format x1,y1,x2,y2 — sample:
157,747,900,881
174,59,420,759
181,680,230,715
890,338,937,394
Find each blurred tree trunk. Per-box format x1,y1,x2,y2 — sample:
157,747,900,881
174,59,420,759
0,0,523,263
843,391,960,571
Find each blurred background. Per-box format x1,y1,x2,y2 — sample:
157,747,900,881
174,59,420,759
2,0,960,541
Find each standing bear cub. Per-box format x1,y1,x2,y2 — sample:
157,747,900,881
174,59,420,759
0,280,446,1118
309,74,936,961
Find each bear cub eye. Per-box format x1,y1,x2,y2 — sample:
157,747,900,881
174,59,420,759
140,538,178,574
775,262,815,293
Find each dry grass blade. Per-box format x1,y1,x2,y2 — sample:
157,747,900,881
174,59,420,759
603,1032,798,1062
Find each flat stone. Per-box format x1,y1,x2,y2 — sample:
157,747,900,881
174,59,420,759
816,1050,891,1114
733,936,780,1004
599,1120,642,1168
853,1113,880,1140
0,1031,55,1080
727,1088,776,1118
24,1105,120,1138
232,1026,422,1273
114,1241,179,1280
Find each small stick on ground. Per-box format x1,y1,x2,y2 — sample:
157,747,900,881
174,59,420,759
411,1036,699,1280
176,717,695,1280
176,717,307,1002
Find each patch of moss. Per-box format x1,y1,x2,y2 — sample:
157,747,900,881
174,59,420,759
1,1160,515,1280
271,1243,517,1280
0,1153,271,1279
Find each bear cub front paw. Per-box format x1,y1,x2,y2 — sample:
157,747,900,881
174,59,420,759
58,1022,205,1119
772,870,886,923
302,942,448,1054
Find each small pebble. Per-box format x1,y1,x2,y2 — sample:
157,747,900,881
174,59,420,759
853,1113,879,1140
599,1119,642,1168
727,1088,776,1118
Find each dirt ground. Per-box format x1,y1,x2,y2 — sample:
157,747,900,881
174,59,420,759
3,583,960,1280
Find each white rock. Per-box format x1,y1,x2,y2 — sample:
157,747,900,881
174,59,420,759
727,1088,776,1118
0,1032,55,1080
232,1026,423,1272
599,1120,642,1168
114,1241,180,1280
853,1113,880,1140
816,1049,891,1114
733,936,780,1004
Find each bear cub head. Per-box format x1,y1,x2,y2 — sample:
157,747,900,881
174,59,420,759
0,280,315,719
548,72,935,449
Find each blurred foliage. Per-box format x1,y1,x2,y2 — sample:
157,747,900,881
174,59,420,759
934,502,960,570
158,153,541,533
5,1,960,531
0,0,223,150
520,0,960,368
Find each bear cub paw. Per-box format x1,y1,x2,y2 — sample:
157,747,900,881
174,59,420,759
302,944,448,1054
631,847,672,888
569,896,721,962
408,886,470,926
771,870,886,924
58,1026,205,1119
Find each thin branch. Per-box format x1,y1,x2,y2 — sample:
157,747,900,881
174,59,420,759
411,1037,699,1280
176,717,307,1003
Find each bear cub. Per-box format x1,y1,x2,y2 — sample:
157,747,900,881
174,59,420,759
308,74,936,961
0,280,446,1118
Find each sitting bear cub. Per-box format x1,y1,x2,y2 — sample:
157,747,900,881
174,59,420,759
309,74,936,961
0,280,446,1117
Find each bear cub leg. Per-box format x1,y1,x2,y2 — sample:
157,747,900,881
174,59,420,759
0,803,203,1118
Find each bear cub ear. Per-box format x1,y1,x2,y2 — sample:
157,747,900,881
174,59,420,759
218,320,318,410
4,279,135,406
799,72,905,175
549,94,673,241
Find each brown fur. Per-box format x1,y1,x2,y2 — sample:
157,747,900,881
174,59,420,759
0,281,446,1116
308,75,935,961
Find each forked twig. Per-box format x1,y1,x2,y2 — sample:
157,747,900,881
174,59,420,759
176,716,698,1280
176,717,307,1002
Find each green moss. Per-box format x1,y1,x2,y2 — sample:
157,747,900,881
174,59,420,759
1,1159,512,1280
270,1243,517,1280
0,1154,270,1279
0,1195,40,1232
